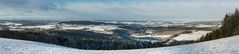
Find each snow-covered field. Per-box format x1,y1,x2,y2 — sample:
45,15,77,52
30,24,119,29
18,25,56,29
131,35,173,38
62,25,121,31
173,31,211,41
185,24,221,28
0,22,22,26
104,21,185,27
1,35,239,54
132,30,211,41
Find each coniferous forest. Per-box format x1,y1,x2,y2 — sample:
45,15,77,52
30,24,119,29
0,30,162,50
199,9,239,41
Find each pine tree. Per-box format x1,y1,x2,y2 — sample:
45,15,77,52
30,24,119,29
235,8,239,15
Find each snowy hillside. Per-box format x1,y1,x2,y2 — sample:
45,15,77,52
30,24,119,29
1,35,239,54
173,31,211,41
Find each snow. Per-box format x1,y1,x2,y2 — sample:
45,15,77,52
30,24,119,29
19,25,56,29
131,35,173,38
0,22,22,26
173,31,211,41
9,24,121,31
186,24,221,28
195,24,218,28
118,21,184,27
62,25,121,31
1,35,239,54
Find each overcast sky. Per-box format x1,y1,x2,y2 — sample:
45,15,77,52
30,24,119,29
0,0,239,21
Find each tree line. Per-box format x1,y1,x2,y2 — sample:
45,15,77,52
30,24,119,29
199,9,239,41
0,30,162,50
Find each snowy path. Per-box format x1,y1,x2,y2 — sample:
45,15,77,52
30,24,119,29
0,35,239,54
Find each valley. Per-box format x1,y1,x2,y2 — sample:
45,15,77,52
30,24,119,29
0,20,221,50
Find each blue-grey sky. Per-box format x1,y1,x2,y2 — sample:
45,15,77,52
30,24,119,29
0,0,239,21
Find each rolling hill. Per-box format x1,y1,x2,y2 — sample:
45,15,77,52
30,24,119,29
0,35,239,54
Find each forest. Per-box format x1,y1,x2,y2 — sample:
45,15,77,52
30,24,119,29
0,30,162,50
199,9,239,41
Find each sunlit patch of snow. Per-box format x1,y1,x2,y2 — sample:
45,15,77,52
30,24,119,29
195,24,218,28
118,21,184,27
104,21,118,24
173,31,211,41
218,25,222,27
131,35,173,43
62,25,121,31
131,35,173,38
19,25,56,30
134,38,163,43
0,22,23,26
186,24,221,28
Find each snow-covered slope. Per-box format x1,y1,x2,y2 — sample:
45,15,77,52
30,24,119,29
173,31,211,41
1,35,239,54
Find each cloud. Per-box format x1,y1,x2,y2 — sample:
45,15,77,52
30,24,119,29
0,0,239,21
0,0,65,20
0,0,60,10
62,0,239,21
